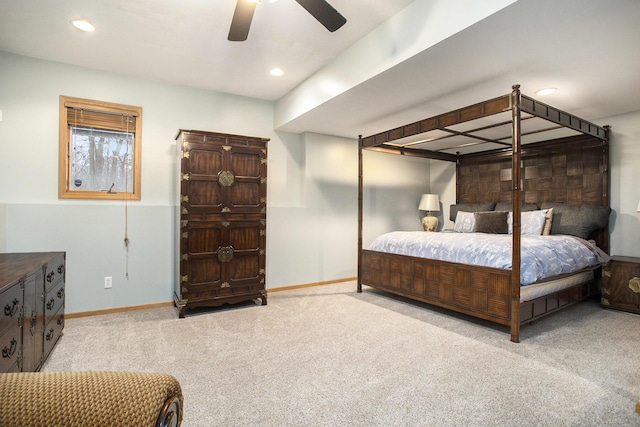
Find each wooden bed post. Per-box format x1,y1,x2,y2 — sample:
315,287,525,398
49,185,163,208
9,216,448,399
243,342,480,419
602,125,611,255
510,84,522,343
357,135,363,293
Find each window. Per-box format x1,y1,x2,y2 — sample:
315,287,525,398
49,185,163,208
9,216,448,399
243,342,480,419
59,96,142,200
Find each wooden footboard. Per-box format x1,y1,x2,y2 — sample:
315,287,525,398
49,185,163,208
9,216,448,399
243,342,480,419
359,249,513,326
359,249,593,341
519,281,591,323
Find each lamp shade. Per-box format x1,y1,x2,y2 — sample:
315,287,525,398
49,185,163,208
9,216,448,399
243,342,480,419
637,199,640,212
418,194,440,212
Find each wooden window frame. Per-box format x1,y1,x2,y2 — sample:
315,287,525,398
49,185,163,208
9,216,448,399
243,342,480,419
58,95,142,200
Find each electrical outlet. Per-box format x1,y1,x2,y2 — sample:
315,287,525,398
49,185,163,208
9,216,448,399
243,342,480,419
104,277,112,289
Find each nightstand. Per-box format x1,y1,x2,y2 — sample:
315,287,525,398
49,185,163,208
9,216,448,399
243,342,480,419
602,256,640,314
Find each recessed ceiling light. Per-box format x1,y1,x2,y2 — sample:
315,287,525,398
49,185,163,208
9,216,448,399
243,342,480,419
71,19,96,32
270,68,284,77
535,87,557,96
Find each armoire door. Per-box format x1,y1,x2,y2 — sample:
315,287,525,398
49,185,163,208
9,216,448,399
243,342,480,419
180,219,264,299
180,135,265,216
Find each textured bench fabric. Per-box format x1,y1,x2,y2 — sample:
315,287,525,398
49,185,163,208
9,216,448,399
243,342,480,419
0,371,183,427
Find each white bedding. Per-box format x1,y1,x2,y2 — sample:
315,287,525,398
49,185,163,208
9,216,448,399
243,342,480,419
368,231,609,286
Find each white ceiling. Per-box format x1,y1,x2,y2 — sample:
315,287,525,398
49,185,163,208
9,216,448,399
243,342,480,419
1,0,639,140
0,0,413,100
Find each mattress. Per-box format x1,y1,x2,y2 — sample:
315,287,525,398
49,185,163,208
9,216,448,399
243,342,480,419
519,270,594,302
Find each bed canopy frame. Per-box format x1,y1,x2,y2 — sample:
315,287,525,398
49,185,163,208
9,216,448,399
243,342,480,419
357,85,609,342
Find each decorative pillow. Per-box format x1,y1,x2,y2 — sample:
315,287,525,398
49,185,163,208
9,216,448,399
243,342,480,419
453,211,475,233
507,209,549,235
472,211,508,234
494,202,539,212
541,202,611,239
522,209,549,235
542,208,553,235
449,202,496,222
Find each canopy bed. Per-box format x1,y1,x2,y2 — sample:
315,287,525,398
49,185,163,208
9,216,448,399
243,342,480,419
357,85,610,342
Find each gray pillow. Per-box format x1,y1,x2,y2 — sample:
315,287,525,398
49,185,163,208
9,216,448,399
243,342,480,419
472,211,508,234
494,202,539,212
449,202,496,222
540,202,611,239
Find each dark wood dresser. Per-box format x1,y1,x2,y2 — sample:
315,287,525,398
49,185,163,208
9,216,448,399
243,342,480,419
602,255,640,315
174,130,268,317
0,252,65,372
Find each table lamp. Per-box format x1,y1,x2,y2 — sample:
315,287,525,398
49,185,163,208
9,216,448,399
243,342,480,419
418,194,440,231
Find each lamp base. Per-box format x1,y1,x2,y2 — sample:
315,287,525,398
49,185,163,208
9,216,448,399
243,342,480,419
422,215,438,232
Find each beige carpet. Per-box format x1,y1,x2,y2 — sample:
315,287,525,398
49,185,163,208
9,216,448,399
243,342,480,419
42,281,640,426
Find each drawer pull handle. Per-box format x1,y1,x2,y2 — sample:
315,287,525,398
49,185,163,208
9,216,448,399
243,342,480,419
45,328,55,341
219,170,235,187
2,338,17,359
58,264,65,274
57,288,65,299
217,246,234,263
47,272,55,283
4,299,19,317
630,277,640,293
46,298,55,311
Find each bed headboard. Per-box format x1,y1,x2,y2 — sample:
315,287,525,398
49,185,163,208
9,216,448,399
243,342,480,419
455,134,610,252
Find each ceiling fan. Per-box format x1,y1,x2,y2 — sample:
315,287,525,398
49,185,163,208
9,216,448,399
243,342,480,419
228,0,347,42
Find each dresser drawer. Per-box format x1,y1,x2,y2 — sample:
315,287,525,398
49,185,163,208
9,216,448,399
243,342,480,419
44,254,65,294
44,279,65,322
0,327,21,372
43,308,64,360
0,281,23,335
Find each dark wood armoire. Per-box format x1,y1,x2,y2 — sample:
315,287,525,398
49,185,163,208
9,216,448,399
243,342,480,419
174,130,268,318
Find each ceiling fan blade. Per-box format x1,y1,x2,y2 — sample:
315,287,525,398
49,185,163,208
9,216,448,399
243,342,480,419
228,0,257,42
295,0,346,32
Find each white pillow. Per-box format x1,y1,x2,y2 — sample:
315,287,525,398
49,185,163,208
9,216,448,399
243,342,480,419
453,211,475,233
508,209,549,235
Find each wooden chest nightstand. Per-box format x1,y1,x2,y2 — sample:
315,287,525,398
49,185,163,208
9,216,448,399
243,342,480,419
602,256,640,314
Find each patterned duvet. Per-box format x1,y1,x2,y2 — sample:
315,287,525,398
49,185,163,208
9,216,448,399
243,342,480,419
368,231,608,285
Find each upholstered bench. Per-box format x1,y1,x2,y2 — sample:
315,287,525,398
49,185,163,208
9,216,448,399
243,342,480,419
0,371,183,427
